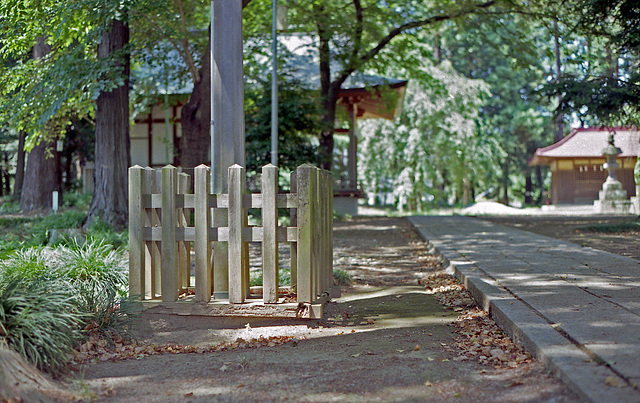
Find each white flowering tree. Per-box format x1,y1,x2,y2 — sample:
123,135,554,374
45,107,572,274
359,60,491,211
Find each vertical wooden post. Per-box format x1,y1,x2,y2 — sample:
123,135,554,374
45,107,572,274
289,170,297,292
318,169,328,294
128,166,145,299
311,168,323,299
296,164,316,303
228,164,247,303
212,211,229,299
326,170,334,293
146,167,161,298
178,172,190,291
194,165,212,302
161,165,179,302
262,164,279,303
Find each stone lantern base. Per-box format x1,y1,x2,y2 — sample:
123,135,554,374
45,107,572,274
594,177,633,214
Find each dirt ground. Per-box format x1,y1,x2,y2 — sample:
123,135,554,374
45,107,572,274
70,216,583,402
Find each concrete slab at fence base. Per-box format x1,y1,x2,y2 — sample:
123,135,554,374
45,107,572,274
408,216,640,403
139,297,327,319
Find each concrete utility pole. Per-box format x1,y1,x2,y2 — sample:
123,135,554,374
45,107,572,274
211,0,245,193
211,0,246,298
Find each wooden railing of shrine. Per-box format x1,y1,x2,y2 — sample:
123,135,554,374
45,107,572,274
128,163,334,316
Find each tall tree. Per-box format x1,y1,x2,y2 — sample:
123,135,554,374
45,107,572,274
87,18,131,230
1,2,134,226
544,0,640,125
20,38,61,213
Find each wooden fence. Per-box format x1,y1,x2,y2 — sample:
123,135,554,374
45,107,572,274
128,163,334,311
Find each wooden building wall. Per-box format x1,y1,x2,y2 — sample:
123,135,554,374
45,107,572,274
550,157,637,204
131,104,183,167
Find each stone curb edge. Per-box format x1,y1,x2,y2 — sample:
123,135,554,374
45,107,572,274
407,216,636,403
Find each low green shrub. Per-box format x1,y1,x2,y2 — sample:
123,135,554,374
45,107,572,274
0,278,84,372
32,210,87,245
63,192,92,210
0,240,134,371
85,217,128,250
0,248,51,284
333,269,352,286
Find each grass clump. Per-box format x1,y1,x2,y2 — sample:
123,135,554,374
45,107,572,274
0,240,134,372
85,217,128,250
0,279,84,372
250,268,292,287
333,269,352,286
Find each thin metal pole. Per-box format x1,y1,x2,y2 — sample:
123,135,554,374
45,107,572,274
270,0,278,166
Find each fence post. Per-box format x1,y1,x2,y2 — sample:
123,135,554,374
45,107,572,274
146,167,161,298
318,169,328,294
325,170,334,293
161,165,179,302
178,172,190,292
262,164,279,303
128,166,145,299
296,164,316,303
289,170,297,292
194,165,212,302
228,164,247,303
212,210,229,299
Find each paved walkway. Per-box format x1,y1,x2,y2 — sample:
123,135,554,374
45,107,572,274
408,216,640,402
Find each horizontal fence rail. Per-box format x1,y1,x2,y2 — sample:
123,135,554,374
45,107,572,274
129,163,334,307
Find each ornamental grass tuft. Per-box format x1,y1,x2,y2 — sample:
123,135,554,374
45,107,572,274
0,278,84,372
0,239,135,372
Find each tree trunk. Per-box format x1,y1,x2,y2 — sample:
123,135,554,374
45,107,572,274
13,131,25,200
318,21,338,171
3,153,10,195
180,32,211,173
524,168,533,205
20,140,60,213
501,160,509,205
553,19,564,142
20,38,62,213
536,165,545,204
0,347,76,402
87,19,130,231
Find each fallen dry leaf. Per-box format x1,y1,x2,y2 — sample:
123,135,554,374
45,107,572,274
421,273,534,369
605,376,626,388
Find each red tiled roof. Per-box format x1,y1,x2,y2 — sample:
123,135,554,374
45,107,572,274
530,127,639,166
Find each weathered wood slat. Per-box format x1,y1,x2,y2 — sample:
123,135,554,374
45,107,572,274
194,165,212,302
289,170,298,291
128,166,145,299
277,193,297,208
143,227,196,243
146,167,161,299
161,165,179,302
262,164,279,304
228,165,247,303
212,194,229,208
296,165,315,303
178,173,190,291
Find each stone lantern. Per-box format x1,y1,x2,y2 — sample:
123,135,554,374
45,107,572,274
594,133,632,213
